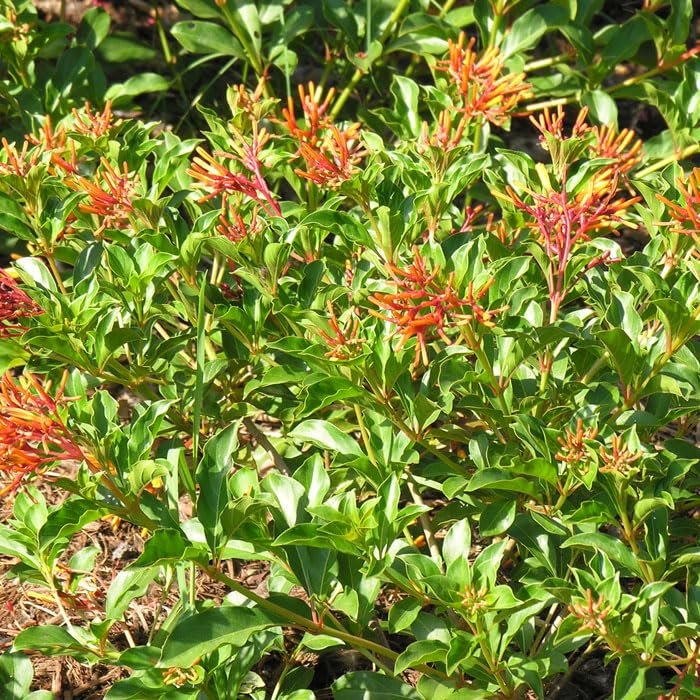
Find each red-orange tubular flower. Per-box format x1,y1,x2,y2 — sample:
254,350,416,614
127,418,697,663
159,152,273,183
506,172,637,318
71,100,118,139
531,106,642,183
0,270,42,335
0,137,38,177
25,114,79,176
589,123,642,178
657,167,700,238
0,372,88,497
437,33,530,126
188,125,281,216
316,303,364,360
283,82,336,146
369,249,501,367
507,178,637,255
217,200,260,243
70,158,138,234
296,126,365,188
530,105,589,143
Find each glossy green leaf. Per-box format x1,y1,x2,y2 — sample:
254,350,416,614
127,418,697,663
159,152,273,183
159,606,272,667
332,671,422,700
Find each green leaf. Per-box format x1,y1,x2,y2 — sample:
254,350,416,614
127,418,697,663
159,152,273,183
0,653,33,700
395,639,448,674
562,533,641,575
105,73,170,105
197,422,240,555
332,671,422,700
597,328,639,386
99,35,157,63
442,518,471,570
388,598,422,634
502,4,570,57
159,606,272,668
15,257,57,293
0,195,34,240
613,656,646,700
479,500,516,536
105,566,159,620
465,469,538,497
599,16,651,71
391,75,421,137
174,0,224,19
132,529,204,567
13,626,93,657
582,89,618,125
290,420,364,459
171,20,244,56
77,7,110,49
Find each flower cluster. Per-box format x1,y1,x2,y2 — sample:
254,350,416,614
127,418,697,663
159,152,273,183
531,106,642,184
568,589,612,636
0,111,83,178
657,167,700,238
296,126,365,188
555,420,598,468
316,303,364,361
530,106,588,142
369,249,501,367
71,100,119,139
506,178,637,255
188,123,281,216
437,33,530,126
282,83,365,188
419,109,468,154
0,270,42,335
217,202,260,243
70,158,139,235
0,372,87,496
599,435,642,475
0,137,39,177
504,165,637,319
282,82,336,146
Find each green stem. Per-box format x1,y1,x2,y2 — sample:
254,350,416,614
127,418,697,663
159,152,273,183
201,564,418,670
439,0,458,17
617,487,654,584
329,0,411,120
524,53,569,71
636,144,700,178
220,5,264,79
45,252,67,294
461,324,510,422
580,352,609,385
486,5,504,49
354,404,379,467
406,476,443,570
192,278,207,461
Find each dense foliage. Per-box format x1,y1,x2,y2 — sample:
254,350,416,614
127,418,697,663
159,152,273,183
0,1,699,698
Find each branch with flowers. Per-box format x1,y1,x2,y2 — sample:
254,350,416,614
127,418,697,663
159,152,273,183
0,2,698,699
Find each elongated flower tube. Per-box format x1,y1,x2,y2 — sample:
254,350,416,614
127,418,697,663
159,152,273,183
282,82,336,146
